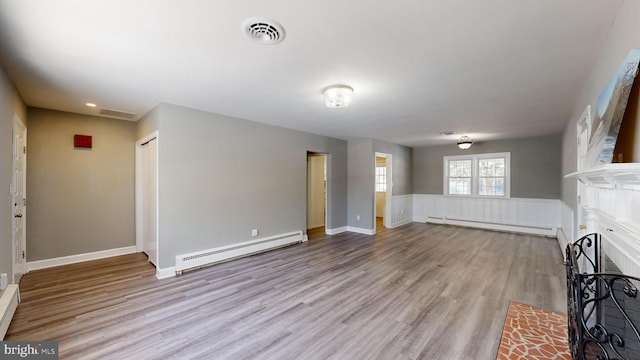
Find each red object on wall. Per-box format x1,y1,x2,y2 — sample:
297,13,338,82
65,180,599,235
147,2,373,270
74,134,92,148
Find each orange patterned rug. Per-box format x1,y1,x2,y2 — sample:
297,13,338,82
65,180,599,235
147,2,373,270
496,301,571,360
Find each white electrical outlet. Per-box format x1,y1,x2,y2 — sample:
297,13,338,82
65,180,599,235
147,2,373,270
251,229,258,237
0,273,7,290
356,215,360,221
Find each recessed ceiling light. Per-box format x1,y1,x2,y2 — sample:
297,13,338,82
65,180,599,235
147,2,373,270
242,17,286,45
86,103,96,107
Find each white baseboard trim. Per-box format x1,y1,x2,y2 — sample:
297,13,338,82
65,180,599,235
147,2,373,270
326,226,347,235
0,284,19,340
156,267,176,280
390,218,412,228
27,246,137,272
347,226,375,235
328,226,391,235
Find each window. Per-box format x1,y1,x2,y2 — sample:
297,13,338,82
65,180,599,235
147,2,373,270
478,157,505,196
447,159,472,195
375,166,387,192
444,152,510,197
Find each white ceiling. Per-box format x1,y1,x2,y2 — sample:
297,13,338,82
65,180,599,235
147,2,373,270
0,0,623,146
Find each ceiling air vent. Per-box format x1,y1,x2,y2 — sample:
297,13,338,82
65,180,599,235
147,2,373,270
242,17,286,45
99,108,137,120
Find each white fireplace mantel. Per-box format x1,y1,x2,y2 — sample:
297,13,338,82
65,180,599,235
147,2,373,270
565,163,640,190
565,163,640,276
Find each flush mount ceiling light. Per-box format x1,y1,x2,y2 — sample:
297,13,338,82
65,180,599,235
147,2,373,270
242,17,286,45
457,135,473,150
323,85,353,108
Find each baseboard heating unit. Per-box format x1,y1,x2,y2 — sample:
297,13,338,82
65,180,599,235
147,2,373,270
0,285,20,339
175,230,304,275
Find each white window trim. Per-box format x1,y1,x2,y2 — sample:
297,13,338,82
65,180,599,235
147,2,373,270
443,152,511,198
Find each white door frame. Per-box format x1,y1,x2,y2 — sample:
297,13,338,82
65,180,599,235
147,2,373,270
135,131,159,265
11,114,27,283
374,152,392,230
306,152,330,233
324,154,332,233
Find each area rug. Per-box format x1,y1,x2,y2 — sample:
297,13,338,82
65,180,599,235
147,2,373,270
496,301,571,360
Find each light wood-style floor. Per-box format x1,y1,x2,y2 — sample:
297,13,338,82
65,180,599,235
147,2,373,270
6,223,567,360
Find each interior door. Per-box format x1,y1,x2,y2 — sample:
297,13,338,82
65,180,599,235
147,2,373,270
141,137,158,266
12,115,27,283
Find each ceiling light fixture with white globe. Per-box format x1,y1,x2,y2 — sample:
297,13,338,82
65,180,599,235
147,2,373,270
457,135,473,150
323,85,353,108
458,135,473,150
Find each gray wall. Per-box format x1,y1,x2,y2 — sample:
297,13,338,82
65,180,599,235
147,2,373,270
150,103,348,268
414,134,561,199
347,138,414,230
373,139,413,195
0,64,27,282
562,1,640,224
137,104,161,139
347,138,374,229
26,108,137,261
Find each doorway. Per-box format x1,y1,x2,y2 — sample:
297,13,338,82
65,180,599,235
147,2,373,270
135,132,159,267
307,153,327,240
374,152,392,232
11,114,27,283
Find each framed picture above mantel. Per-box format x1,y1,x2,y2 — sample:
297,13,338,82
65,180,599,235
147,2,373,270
584,49,640,169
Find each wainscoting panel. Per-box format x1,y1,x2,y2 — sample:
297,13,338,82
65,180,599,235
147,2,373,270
390,195,413,228
413,195,560,236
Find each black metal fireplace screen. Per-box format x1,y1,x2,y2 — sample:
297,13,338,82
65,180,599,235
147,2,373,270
566,233,640,359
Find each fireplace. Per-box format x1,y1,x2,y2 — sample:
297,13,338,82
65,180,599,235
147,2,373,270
566,233,640,359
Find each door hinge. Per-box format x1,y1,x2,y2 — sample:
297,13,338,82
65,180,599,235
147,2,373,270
23,146,26,154
22,251,25,259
